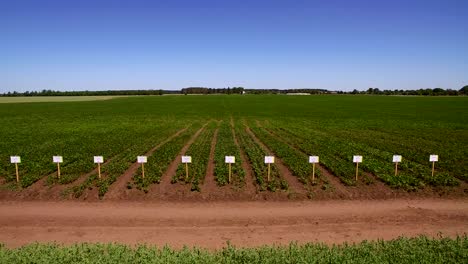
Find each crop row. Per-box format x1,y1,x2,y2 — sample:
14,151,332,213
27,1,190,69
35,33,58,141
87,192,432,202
1,120,462,195
259,121,360,186
130,123,203,192
68,122,190,198
213,121,245,187
234,121,287,191
2,126,133,188
364,123,466,171
0,113,196,190
248,121,318,185
328,127,467,182
172,122,217,191
263,119,459,190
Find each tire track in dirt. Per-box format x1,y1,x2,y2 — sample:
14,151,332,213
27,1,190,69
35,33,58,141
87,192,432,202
201,128,219,197
245,125,307,196
104,127,189,200
149,122,210,198
231,117,256,195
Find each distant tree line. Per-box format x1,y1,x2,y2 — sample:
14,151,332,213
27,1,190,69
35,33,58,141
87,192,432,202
245,88,329,94
179,87,328,95
1,85,467,97
0,89,178,97
181,87,245,94
344,86,467,96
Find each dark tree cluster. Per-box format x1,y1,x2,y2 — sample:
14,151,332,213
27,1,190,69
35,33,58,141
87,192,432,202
0,89,176,97
245,88,329,94
346,86,466,96
181,87,245,95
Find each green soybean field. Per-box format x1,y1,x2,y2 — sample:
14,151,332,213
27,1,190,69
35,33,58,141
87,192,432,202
0,95,467,200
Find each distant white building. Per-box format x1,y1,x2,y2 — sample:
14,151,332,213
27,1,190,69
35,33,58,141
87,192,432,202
285,93,310,95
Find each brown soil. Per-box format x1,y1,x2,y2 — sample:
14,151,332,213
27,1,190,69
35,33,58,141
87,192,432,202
245,126,307,198
231,118,257,195
0,199,466,249
0,167,102,201
151,122,261,202
311,164,351,199
5,150,128,201
1,121,466,202
81,186,100,201
253,120,347,199
201,128,219,196
6,176,50,200
254,121,409,200
199,124,259,201
351,171,403,198
147,122,209,200
104,127,189,200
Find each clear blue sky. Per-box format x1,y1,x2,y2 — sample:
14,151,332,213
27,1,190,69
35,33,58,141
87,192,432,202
1,0,467,92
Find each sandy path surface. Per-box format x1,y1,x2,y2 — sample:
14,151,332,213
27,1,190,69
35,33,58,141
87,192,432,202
0,199,467,249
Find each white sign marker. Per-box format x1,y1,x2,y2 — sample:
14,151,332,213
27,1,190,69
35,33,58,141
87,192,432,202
94,156,104,179
11,156,21,182
137,156,147,163
137,156,147,178
392,155,402,176
353,155,362,181
182,156,192,163
53,156,63,163
264,156,274,182
94,156,104,164
225,156,235,164
264,156,275,164
309,156,319,183
353,155,363,163
430,155,438,177
225,156,235,183
182,156,191,181
53,156,63,178
392,155,402,163
309,156,319,163
10,156,21,164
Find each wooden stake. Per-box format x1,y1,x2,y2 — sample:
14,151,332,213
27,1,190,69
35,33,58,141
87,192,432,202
312,163,315,183
185,163,188,181
15,163,19,183
394,162,398,176
142,163,145,179
98,163,101,179
228,163,231,183
355,162,359,181
57,162,61,179
267,163,271,182
431,161,435,177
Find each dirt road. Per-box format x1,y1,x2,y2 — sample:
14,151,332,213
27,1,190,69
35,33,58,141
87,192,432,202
0,199,467,249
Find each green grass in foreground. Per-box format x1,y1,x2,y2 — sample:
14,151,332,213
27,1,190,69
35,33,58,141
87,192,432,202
0,236,466,263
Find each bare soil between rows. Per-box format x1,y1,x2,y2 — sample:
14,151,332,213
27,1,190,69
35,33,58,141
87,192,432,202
0,199,467,249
